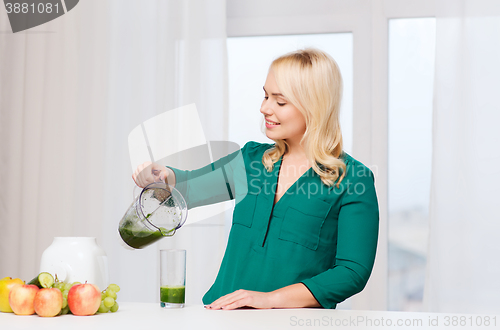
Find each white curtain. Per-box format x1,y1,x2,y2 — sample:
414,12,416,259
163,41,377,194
103,0,229,304
0,0,110,282
424,0,500,313
0,0,228,304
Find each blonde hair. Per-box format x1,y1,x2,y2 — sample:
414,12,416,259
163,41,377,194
262,48,346,187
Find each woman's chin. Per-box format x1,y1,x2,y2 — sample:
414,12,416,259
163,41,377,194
265,132,280,140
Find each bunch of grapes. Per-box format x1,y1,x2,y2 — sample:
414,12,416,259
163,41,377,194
98,284,120,313
53,279,80,315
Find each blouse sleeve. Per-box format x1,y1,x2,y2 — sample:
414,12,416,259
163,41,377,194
300,162,379,309
166,142,252,210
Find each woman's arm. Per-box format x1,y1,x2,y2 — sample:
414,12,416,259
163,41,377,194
299,164,379,309
206,283,320,310
166,143,252,209
165,166,176,187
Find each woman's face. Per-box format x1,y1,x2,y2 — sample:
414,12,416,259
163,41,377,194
260,70,306,143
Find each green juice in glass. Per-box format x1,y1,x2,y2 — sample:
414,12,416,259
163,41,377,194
160,286,185,305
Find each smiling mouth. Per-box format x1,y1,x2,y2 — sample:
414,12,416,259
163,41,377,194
265,120,280,126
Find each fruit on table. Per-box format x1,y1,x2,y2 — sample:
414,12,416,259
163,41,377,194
0,277,24,313
54,279,81,314
8,284,39,315
2,275,120,317
98,284,121,313
34,288,63,317
110,301,119,312
59,305,70,315
68,283,101,316
28,272,55,289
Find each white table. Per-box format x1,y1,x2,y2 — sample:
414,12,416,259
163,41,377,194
1,303,498,330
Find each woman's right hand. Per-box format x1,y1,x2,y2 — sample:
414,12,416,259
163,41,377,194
132,161,168,188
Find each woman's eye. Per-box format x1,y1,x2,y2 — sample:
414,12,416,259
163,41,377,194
263,95,284,106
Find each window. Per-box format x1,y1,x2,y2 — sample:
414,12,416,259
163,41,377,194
388,17,436,311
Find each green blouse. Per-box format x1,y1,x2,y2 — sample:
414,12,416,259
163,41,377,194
167,141,379,309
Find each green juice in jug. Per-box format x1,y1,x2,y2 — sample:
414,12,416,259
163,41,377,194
119,215,174,249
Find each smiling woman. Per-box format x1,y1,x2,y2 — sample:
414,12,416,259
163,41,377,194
261,71,307,153
261,49,346,189
133,48,379,310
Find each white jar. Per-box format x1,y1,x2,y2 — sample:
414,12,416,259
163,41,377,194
39,237,109,291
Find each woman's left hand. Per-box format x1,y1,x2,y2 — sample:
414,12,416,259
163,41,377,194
205,289,276,310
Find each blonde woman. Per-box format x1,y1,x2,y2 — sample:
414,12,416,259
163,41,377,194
133,48,379,309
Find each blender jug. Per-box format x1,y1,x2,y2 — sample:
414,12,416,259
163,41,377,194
119,175,187,249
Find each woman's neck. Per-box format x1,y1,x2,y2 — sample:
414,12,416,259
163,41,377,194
284,136,307,160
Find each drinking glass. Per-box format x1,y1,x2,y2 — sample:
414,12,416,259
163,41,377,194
160,249,186,308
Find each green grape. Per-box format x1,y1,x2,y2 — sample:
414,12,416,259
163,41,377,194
54,282,64,290
62,290,69,299
105,289,117,299
60,305,70,315
62,298,68,309
108,284,120,293
64,282,72,291
101,292,106,300
98,301,110,313
110,302,119,313
103,297,115,308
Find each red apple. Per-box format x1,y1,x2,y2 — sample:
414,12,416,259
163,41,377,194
8,284,39,315
67,283,101,316
34,288,63,317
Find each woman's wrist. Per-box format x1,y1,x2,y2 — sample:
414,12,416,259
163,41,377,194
268,290,283,308
269,283,321,308
165,167,176,187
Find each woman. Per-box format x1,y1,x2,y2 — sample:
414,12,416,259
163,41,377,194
133,48,379,309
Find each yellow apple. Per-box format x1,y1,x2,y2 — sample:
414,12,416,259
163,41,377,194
0,277,24,313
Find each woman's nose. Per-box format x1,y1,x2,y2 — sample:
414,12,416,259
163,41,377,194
260,101,273,115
